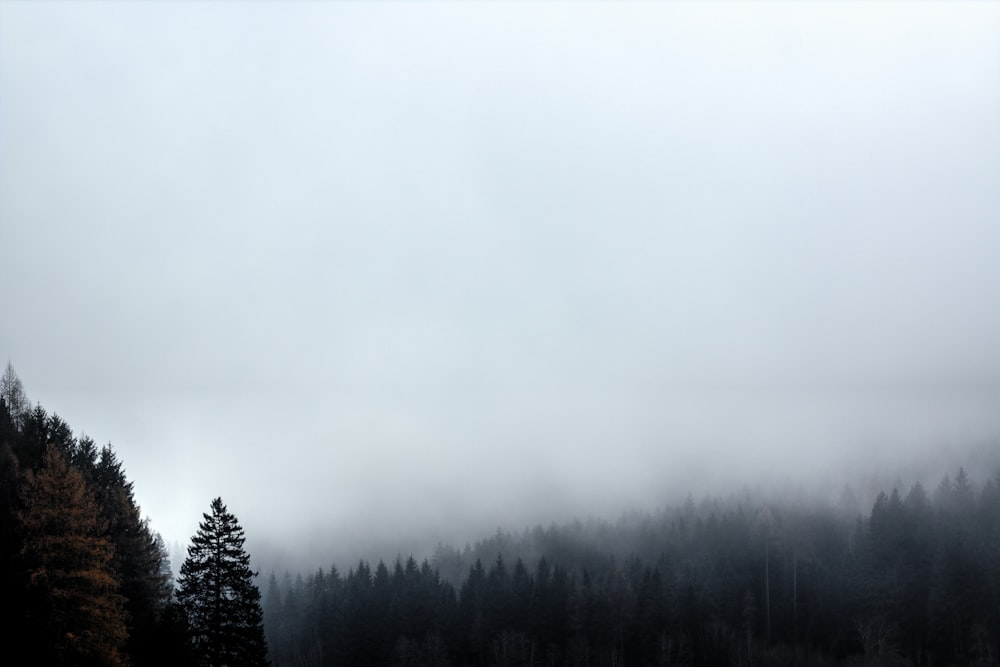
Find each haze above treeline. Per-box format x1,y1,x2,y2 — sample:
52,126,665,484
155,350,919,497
6,362,999,580
1,2,999,578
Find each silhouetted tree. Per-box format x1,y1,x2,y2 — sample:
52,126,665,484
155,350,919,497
177,497,268,667
92,445,173,663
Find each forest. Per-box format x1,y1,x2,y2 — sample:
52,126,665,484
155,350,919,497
263,473,1000,667
2,364,999,666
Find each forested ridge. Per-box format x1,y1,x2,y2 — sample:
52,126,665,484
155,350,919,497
3,364,999,666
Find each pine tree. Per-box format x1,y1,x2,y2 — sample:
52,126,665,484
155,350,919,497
177,497,268,667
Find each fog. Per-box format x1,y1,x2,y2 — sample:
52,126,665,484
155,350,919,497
2,2,999,575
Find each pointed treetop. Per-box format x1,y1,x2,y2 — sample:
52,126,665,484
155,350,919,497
1,362,29,426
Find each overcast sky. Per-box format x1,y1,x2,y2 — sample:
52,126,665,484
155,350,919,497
2,1,999,571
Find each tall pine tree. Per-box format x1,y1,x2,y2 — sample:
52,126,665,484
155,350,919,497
177,497,268,667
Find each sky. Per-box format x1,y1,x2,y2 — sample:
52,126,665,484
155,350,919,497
2,1,999,572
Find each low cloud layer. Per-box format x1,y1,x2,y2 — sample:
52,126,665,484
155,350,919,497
2,3,998,572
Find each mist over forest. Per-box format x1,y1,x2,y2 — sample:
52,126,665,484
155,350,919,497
243,426,1000,581
4,366,1000,666
3,1,1000,665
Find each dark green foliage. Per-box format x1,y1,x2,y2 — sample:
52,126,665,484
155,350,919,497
177,497,269,667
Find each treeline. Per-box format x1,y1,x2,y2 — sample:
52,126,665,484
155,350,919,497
1,365,270,666
265,473,1000,666
5,362,1000,665
0,364,194,665
1,365,272,666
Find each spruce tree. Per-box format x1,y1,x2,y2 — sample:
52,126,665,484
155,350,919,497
92,445,173,662
177,497,268,667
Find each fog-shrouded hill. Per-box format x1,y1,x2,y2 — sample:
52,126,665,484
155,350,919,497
3,2,1000,664
5,364,1000,666
247,425,1000,581
3,1,999,584
262,464,1000,667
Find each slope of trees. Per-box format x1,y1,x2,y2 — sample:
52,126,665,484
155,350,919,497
0,364,185,665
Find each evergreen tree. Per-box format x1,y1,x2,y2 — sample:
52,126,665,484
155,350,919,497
177,497,268,667
92,445,173,663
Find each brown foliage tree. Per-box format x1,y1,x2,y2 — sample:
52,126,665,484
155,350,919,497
19,446,130,666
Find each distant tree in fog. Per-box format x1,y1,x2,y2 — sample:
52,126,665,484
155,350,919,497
0,362,29,428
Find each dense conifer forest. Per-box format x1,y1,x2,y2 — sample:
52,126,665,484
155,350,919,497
3,364,999,666
263,472,1000,667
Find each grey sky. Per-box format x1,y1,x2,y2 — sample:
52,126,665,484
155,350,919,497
2,2,999,570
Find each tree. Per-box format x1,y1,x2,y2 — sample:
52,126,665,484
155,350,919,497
92,445,173,662
1,362,29,429
0,399,22,655
177,497,268,667
18,446,129,666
